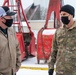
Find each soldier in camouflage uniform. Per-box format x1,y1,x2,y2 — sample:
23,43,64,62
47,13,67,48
48,4,76,75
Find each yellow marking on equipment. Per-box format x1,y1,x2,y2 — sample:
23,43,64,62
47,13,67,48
20,66,56,71
20,66,48,70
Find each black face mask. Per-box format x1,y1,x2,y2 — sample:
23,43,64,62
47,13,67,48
3,18,13,27
61,16,70,25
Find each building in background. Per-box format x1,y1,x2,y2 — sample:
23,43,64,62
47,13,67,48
25,0,64,20
0,0,76,20
33,0,49,20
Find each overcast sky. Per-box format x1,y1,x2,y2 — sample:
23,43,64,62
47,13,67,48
0,0,76,19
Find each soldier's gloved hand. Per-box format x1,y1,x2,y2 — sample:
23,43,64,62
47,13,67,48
48,69,54,75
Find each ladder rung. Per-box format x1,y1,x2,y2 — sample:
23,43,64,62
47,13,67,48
9,5,18,7
13,22,20,24
13,10,18,11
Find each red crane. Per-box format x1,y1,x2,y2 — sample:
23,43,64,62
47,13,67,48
3,0,36,61
37,0,61,64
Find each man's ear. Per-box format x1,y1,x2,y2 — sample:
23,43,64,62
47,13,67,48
69,15,73,20
1,17,6,23
0,17,3,22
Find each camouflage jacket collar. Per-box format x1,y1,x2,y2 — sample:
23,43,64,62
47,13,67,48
63,21,76,30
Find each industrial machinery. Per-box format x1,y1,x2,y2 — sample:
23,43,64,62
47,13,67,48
37,0,61,64
3,0,36,61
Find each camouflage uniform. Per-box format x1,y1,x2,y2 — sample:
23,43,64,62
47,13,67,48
48,21,76,75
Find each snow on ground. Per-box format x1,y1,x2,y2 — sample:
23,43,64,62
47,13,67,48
17,69,48,75
16,57,56,75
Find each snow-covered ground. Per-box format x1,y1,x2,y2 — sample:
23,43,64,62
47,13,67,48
17,69,48,75
16,57,56,75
